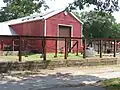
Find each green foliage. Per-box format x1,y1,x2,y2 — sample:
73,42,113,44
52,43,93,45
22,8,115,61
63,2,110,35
0,0,48,22
102,78,120,90
66,0,119,13
74,11,117,38
111,23,120,38
1,0,119,22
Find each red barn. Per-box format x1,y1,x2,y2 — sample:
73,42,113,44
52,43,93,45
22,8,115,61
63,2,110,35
2,9,83,53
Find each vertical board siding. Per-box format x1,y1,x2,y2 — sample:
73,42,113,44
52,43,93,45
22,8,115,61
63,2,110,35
46,12,82,52
11,20,45,52
9,11,82,53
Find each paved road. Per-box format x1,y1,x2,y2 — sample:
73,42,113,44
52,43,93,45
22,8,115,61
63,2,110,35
1,66,119,90
46,86,105,90
0,82,105,90
0,81,105,90
0,73,106,90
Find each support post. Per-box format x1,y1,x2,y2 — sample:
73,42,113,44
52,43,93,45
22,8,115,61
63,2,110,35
12,40,15,55
116,41,118,51
109,41,111,50
111,41,112,51
83,38,86,58
0,40,3,55
43,38,46,61
100,40,102,58
98,41,100,54
12,40,14,51
90,39,92,47
114,40,116,57
93,40,96,49
76,41,79,56
64,38,67,59
68,38,71,53
54,39,57,57
104,41,106,53
19,36,22,62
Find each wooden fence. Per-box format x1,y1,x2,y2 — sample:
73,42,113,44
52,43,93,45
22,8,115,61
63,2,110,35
0,35,82,61
0,35,119,62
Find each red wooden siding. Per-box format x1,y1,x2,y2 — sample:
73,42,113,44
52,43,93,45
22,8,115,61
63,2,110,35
11,20,44,36
46,12,82,52
4,11,83,53
11,20,45,52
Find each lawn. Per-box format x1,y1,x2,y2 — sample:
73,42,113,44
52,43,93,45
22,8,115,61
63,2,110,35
102,78,120,90
0,53,83,62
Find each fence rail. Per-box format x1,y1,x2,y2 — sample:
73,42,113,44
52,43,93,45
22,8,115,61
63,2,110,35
0,35,119,62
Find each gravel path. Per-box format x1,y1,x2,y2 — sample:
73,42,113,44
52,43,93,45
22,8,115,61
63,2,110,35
43,86,105,90
0,74,104,90
0,66,120,90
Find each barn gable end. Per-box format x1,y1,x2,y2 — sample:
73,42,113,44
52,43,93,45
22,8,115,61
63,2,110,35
45,10,83,52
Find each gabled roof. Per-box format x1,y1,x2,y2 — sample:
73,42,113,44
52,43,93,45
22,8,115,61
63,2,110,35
0,23,17,35
4,9,83,25
70,12,83,24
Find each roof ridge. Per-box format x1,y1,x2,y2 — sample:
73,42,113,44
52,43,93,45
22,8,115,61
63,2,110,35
3,9,64,25
2,9,83,25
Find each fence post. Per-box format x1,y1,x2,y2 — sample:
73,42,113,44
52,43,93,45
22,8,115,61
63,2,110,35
116,41,118,51
76,41,79,56
109,41,111,50
90,39,92,47
83,38,86,58
19,36,22,62
43,38,46,61
104,41,106,53
98,40,100,54
12,40,15,52
0,40,3,55
54,39,57,57
64,38,68,59
100,40,103,58
94,40,96,49
113,40,116,57
68,38,71,53
111,41,113,51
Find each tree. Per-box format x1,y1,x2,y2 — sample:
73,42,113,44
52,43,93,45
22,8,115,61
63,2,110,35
111,23,120,38
1,0,119,22
75,11,116,38
0,0,48,22
67,0,120,13
71,0,120,39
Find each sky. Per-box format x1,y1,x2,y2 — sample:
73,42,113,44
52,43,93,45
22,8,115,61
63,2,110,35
0,0,120,23
0,0,5,7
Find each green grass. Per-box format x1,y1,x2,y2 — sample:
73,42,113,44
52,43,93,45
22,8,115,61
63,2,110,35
0,53,83,62
102,78,120,90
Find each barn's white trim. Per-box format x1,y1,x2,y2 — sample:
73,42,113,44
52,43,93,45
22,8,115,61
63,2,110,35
70,12,83,24
44,20,47,36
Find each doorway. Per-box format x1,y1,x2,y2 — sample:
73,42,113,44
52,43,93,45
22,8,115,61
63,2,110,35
58,25,72,52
